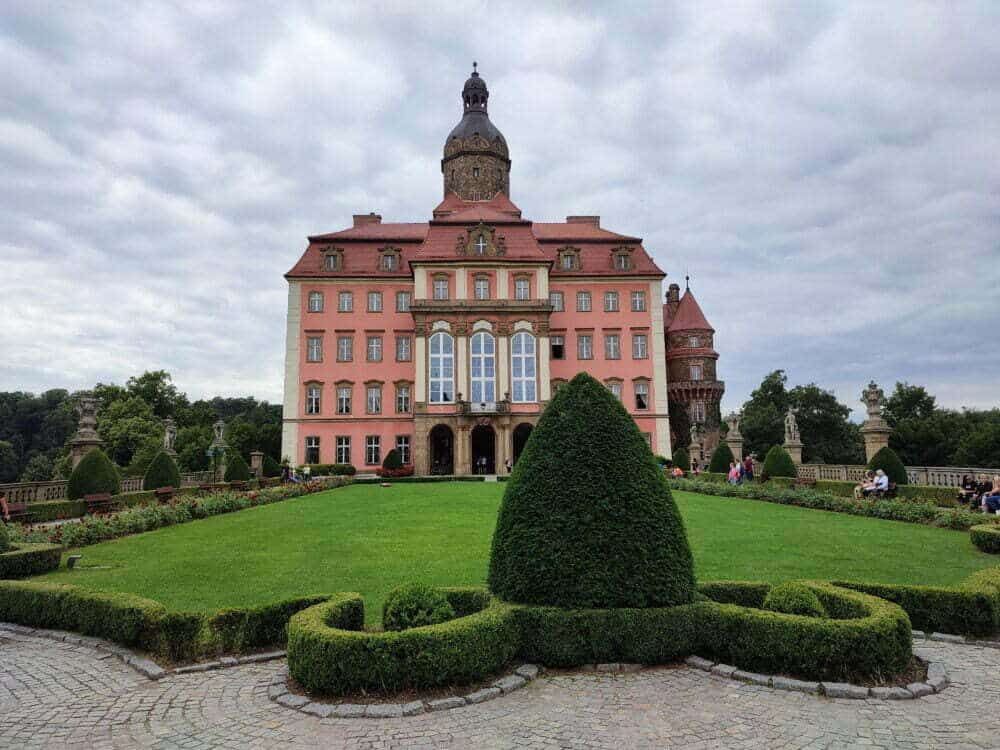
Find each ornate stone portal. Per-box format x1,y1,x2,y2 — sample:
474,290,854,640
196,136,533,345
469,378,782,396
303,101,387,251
783,408,803,465
724,411,744,461
860,380,892,461
69,393,105,468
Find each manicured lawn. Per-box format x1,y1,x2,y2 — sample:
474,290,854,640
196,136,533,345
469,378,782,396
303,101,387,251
39,483,996,623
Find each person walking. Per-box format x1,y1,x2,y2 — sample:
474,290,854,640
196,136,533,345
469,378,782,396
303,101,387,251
743,455,754,482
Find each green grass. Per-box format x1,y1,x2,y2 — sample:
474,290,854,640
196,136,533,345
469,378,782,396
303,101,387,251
39,483,997,623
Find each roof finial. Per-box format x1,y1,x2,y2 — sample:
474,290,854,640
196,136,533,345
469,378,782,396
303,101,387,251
685,272,690,291
472,61,478,74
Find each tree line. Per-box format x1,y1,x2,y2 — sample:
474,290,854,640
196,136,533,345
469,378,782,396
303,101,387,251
0,371,281,483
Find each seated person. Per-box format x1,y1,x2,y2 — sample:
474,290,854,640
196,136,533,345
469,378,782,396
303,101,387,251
862,470,889,498
959,474,978,505
975,474,994,510
854,471,875,499
984,476,1000,514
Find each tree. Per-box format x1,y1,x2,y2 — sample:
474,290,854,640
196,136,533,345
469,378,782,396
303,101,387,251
224,420,258,462
953,419,1000,468
126,371,188,419
883,382,937,428
740,370,790,460
175,425,213,472
20,453,54,482
672,447,691,472
868,446,907,485
224,450,251,482
97,396,161,469
762,446,797,479
708,443,735,473
257,423,282,460
262,454,282,478
67,449,120,499
488,372,696,609
143,451,181,490
0,441,17,483
787,384,864,464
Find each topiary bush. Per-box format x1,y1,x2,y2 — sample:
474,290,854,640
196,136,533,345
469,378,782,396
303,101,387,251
382,448,403,471
142,450,181,491
672,448,691,472
66,449,120,500
262,455,282,478
382,582,456,631
708,443,735,474
868,446,908,485
224,451,251,482
763,581,827,618
762,445,797,479
488,372,696,609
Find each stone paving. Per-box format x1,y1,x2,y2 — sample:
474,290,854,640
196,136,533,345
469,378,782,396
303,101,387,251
2,629,999,749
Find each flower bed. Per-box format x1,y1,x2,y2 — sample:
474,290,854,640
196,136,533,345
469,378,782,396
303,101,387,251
670,477,994,530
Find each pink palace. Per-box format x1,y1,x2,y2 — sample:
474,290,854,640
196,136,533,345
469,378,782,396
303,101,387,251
281,67,723,475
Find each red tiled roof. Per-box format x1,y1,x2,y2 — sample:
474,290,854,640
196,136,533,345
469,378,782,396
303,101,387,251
418,222,546,261
667,290,714,332
531,223,638,242
310,223,428,241
432,192,522,219
433,205,528,225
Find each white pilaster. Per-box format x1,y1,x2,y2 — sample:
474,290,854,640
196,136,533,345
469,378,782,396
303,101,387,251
497,268,509,299
456,268,468,300
281,281,302,463
498,335,510,398
537,267,549,299
649,279,671,457
538,335,551,400
415,335,427,402
456,334,468,400
414,267,428,299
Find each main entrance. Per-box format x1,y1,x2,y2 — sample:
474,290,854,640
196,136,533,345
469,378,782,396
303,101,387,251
471,423,496,474
429,424,454,475
512,422,533,466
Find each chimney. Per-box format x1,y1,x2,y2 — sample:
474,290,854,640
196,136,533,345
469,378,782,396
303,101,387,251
667,283,681,318
566,215,600,227
353,212,382,227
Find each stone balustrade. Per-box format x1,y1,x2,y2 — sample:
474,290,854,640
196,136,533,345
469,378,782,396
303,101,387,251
0,471,215,504
796,464,998,487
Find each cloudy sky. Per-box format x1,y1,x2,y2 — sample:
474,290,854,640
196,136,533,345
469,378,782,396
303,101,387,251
2,1,997,418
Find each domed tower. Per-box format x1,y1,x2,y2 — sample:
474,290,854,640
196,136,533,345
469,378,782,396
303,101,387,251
442,64,511,201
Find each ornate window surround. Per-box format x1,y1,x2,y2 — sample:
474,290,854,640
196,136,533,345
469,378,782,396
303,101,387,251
455,222,507,257
378,246,402,272
322,246,345,271
610,245,635,271
556,245,581,270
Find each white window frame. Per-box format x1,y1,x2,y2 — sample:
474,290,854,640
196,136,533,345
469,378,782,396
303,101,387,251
634,381,649,410
337,336,352,362
604,290,619,312
367,291,382,312
428,332,455,403
474,277,489,300
607,381,622,400
690,364,703,381
324,254,339,271
561,253,576,270
433,278,449,300
615,253,630,271
308,291,324,312
338,291,352,312
550,334,565,360
604,334,621,360
380,253,398,272
577,334,593,359
395,435,411,465
306,385,321,415
510,332,537,403
336,386,351,415
366,385,382,414
692,401,706,423
632,334,648,359
514,277,530,301
336,436,350,465
549,291,564,311
365,435,381,465
630,291,646,312
367,335,382,362
306,336,323,362
396,291,411,312
576,291,591,312
470,331,497,404
395,336,411,362
396,384,411,413
688,335,699,348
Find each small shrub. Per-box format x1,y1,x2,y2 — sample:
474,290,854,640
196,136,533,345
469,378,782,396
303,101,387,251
762,446,796,479
66,449,120,500
142,451,181,491
971,525,1000,554
708,443,735,474
224,451,251,482
0,524,8,552
763,582,827,618
382,448,403,471
382,583,456,631
262,455,282,478
868,446,908,486
672,448,691,472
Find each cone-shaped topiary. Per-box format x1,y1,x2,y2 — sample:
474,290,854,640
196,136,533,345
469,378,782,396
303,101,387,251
142,450,181,491
262,454,282,478
488,372,696,609
672,448,690,472
868,446,907,485
382,448,403,471
709,443,735,473
67,449,120,500
0,524,9,553
762,445,797,479
224,450,251,482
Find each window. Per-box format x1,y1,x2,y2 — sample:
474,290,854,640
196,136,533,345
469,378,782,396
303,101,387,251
306,385,321,415
470,332,496,404
396,384,411,413
337,336,352,362
338,291,352,312
367,291,382,312
635,381,649,410
473,235,488,255
472,166,480,178
576,291,591,312
395,435,411,465
604,291,619,312
474,276,489,300
692,401,706,423
604,334,620,359
367,335,382,362
428,332,454,403
336,386,351,415
607,381,622,401
396,291,411,312
577,334,593,359
561,253,576,270
306,336,323,362
395,336,411,361
323,253,340,271
514,277,530,301
550,335,565,360
305,436,320,464
614,253,630,271
433,277,449,300
632,333,648,359
549,291,564,311
308,291,324,312
336,436,350,465
366,384,382,414
365,436,381,465
688,335,699,348
631,291,646,312
380,253,398,272
690,364,703,381
511,332,537,403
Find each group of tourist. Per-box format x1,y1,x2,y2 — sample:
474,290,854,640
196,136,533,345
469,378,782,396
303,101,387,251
852,470,891,499
960,474,1000,514
727,456,755,484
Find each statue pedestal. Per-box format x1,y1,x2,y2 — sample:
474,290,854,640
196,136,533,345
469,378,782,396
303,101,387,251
784,439,804,465
250,451,265,478
861,420,891,462
726,436,744,462
69,438,104,468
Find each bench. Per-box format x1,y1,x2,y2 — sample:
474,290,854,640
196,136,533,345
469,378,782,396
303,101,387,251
793,477,817,489
229,481,248,491
83,493,113,514
154,486,174,503
873,482,898,500
5,500,30,523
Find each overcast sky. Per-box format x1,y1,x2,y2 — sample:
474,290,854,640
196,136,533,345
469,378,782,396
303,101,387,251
2,1,998,419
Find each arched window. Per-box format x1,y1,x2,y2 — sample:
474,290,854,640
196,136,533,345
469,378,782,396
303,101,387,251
511,332,537,403
428,332,454,403
470,332,496,404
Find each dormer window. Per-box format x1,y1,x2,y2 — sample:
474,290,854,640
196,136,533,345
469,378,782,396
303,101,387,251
378,247,401,272
322,248,344,272
474,236,488,255
614,253,630,271
557,246,581,271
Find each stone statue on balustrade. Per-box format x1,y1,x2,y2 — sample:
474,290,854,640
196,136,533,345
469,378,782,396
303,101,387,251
860,380,892,462
783,408,801,445
724,411,744,461
69,393,105,468
861,381,886,422
163,417,177,456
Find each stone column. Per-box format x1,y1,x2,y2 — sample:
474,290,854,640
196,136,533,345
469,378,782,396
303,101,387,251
69,393,105,468
724,411,744,461
860,380,891,461
456,424,470,476
250,451,264,478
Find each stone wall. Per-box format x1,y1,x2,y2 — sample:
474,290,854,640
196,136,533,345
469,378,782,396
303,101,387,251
0,472,214,504
797,464,997,487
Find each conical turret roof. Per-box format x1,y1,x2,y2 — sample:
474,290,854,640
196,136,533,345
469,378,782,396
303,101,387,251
667,289,714,332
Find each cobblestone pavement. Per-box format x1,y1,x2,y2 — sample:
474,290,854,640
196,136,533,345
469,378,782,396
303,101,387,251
2,630,999,749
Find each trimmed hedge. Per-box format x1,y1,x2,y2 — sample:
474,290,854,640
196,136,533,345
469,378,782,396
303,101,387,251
0,524,8,552
489,373,696,609
203,595,333,656
288,590,520,694
762,446,796,479
353,475,485,484
763,581,827,618
382,583,455,632
382,449,403,471
67,449,120,500
835,566,1000,637
869,446,908,485
813,479,958,507
143,451,181,491
0,543,62,578
298,463,357,476
24,500,87,523
224,451,251,482
708,443,735,474
971,525,1000,554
